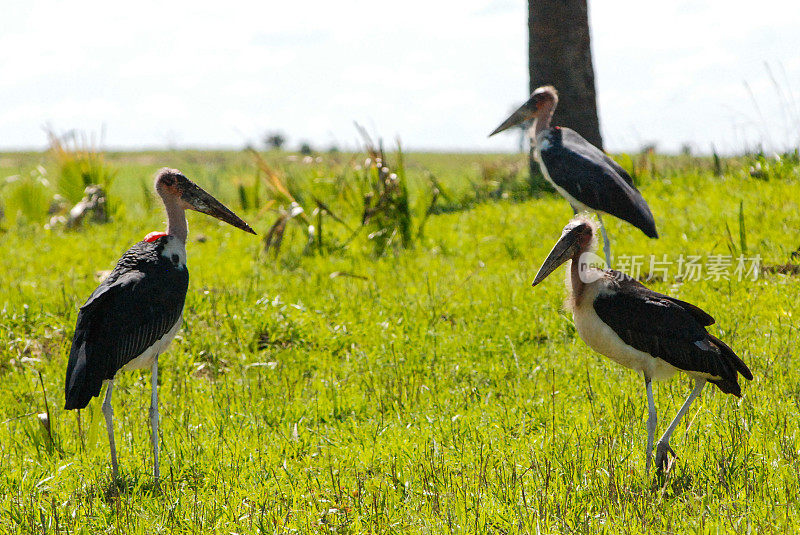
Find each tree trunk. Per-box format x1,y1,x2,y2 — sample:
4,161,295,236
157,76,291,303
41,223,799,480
528,0,603,149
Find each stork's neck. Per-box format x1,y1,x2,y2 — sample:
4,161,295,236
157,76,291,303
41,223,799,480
162,194,188,243
528,116,552,148
532,100,556,139
570,255,586,306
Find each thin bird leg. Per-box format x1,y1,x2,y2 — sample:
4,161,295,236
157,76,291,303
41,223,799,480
655,378,706,471
644,375,657,473
149,355,160,482
101,380,119,481
596,213,612,268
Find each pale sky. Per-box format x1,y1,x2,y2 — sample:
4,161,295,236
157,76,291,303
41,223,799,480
2,0,799,154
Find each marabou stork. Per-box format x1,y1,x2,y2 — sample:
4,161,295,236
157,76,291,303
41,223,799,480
532,216,752,472
489,86,658,268
64,168,256,482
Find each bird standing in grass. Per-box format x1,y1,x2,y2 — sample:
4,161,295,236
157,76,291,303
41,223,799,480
490,86,658,268
64,168,256,482
532,216,752,471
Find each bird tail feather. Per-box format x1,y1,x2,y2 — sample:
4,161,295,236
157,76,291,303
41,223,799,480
64,333,104,410
706,334,753,397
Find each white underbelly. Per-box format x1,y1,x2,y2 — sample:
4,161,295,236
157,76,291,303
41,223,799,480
572,295,677,381
534,149,591,213
121,314,183,372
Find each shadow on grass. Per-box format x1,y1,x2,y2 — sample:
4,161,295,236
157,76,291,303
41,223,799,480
651,463,698,498
98,473,163,502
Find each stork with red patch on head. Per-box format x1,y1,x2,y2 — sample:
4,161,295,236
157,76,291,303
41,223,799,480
64,167,255,484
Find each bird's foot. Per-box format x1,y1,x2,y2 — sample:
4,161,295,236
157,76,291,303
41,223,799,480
655,441,676,472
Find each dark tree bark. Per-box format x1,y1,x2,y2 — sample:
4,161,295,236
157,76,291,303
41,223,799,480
528,0,603,149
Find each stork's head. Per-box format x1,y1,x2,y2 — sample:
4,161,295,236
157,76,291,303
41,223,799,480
489,86,559,137
532,215,599,286
155,168,256,235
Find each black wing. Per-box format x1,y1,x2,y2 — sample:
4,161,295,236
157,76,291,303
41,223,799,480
593,276,752,396
538,127,658,238
64,240,188,410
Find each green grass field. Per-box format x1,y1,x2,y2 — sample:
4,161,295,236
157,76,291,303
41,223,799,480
1,149,799,533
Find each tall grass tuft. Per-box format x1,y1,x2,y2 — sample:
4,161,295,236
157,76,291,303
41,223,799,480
47,129,117,213
251,126,432,258
471,160,526,202
724,200,748,256
249,149,312,257
235,171,261,213
712,145,723,176
2,169,51,227
356,125,413,255
747,150,800,181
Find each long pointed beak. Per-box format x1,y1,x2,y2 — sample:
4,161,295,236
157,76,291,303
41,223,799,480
532,228,582,286
180,182,256,235
489,100,537,137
